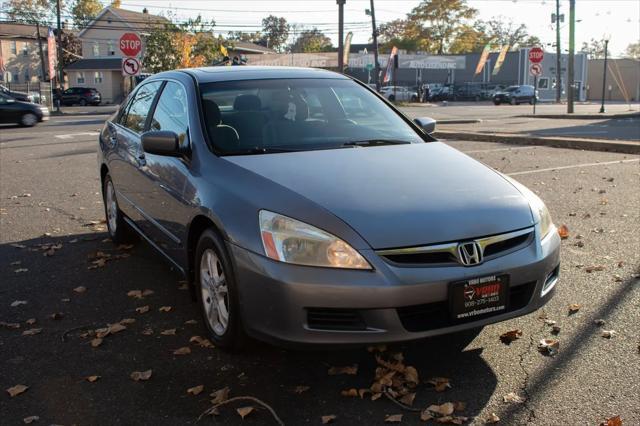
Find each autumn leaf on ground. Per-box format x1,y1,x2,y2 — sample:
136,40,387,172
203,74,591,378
328,364,358,375
420,410,434,422
341,388,358,397
73,286,87,294
91,338,103,348
551,325,561,335
161,328,177,336
601,330,616,338
22,328,42,336
159,306,172,312
135,305,150,314
293,385,310,394
399,392,416,406
385,414,403,423
427,402,455,416
50,312,64,320
426,376,452,392
367,344,388,353
557,224,570,239
141,327,154,335
568,304,581,314
86,375,100,382
7,384,28,397
486,413,500,424
600,415,623,426
108,323,127,334
119,318,135,325
23,415,39,424
11,300,27,307
14,268,29,273
500,329,523,344
321,415,337,424
585,265,605,273
127,290,143,299
538,338,560,356
25,318,36,325
187,385,204,395
503,392,526,403
117,244,134,250
594,319,606,326
236,407,254,419
173,346,191,355
0,321,20,329
210,386,230,404
130,370,152,381
404,366,419,386
435,416,468,424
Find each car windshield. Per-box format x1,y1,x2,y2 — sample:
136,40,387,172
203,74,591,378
200,78,423,155
506,86,519,92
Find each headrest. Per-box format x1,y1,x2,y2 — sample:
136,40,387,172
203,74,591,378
202,99,221,125
233,94,261,111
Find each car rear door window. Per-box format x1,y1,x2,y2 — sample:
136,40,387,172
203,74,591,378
148,82,189,147
122,81,162,134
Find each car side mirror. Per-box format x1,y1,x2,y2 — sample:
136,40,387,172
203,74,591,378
414,117,436,134
141,130,181,156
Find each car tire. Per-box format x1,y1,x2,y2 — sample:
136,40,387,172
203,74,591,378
103,174,137,244
493,101,500,105
388,95,395,102
79,98,87,106
529,98,534,105
509,98,516,105
195,229,247,350
20,113,38,127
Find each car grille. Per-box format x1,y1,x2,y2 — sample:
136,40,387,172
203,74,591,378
306,308,367,331
397,281,536,332
377,227,534,267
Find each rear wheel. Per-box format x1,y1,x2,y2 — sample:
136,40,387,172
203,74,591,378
388,95,395,102
196,229,246,350
79,98,87,106
103,174,137,244
20,113,38,127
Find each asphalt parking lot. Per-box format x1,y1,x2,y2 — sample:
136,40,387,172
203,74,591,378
1,115,639,425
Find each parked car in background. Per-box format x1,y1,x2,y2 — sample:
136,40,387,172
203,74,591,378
380,86,418,102
483,84,507,99
428,85,453,102
98,66,560,349
453,84,484,101
0,92,49,126
493,85,537,105
60,87,102,106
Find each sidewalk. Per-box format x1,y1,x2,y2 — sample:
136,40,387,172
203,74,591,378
51,105,118,116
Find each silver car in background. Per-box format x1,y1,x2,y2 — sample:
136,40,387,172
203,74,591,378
98,66,560,349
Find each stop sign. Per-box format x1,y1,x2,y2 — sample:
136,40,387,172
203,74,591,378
119,33,142,57
529,47,544,63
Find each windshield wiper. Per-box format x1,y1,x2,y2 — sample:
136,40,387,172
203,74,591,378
341,139,412,148
225,146,302,155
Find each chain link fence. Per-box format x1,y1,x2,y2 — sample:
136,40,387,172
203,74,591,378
2,81,54,110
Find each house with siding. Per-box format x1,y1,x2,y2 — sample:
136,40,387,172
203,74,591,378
0,22,49,85
65,6,166,104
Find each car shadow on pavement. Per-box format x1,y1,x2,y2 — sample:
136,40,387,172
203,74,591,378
2,233,497,425
527,118,640,141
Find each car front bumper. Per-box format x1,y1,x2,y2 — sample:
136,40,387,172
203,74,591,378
231,227,560,346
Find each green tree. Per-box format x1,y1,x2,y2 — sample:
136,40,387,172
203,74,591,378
580,38,606,59
71,0,103,29
408,0,478,54
473,17,540,50
625,42,640,59
378,19,422,52
261,15,289,52
227,31,264,44
449,24,487,54
143,22,181,73
290,28,333,53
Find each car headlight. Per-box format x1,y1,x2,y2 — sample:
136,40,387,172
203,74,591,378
259,210,371,269
506,178,554,239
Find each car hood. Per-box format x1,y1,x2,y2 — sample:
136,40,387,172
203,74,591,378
224,142,534,249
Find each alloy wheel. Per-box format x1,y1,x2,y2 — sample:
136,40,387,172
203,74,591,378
105,181,118,236
200,249,230,336
22,113,37,126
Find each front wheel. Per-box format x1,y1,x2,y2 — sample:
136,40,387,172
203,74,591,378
20,113,38,127
529,98,534,105
196,229,246,349
388,95,395,102
79,98,87,106
509,98,516,105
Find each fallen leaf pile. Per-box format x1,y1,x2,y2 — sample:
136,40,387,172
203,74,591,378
426,377,452,392
500,329,523,344
130,369,152,381
6,384,28,397
190,335,214,348
421,401,468,424
557,224,570,239
600,415,623,426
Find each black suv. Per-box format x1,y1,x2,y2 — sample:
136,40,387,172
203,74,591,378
493,85,537,105
59,87,102,106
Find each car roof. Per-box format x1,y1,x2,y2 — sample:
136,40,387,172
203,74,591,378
165,66,350,83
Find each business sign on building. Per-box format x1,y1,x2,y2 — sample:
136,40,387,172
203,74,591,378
350,54,465,70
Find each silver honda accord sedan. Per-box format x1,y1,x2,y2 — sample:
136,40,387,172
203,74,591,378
98,66,560,349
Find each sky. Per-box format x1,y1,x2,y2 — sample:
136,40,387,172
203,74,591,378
107,0,639,56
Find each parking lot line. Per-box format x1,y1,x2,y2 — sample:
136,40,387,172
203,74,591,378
508,158,639,176
461,146,538,154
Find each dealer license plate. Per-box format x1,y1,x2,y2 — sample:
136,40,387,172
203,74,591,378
450,275,509,320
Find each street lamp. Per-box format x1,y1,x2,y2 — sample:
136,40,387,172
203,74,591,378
599,35,610,113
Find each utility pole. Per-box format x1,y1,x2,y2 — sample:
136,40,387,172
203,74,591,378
554,0,562,103
567,0,575,113
55,0,63,111
599,38,609,113
337,0,346,72
368,0,381,90
35,22,47,83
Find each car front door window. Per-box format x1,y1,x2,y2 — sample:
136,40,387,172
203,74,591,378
148,81,189,147
123,81,162,134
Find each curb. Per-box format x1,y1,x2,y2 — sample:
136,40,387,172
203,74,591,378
433,130,640,155
516,112,640,120
437,119,483,125
51,109,117,117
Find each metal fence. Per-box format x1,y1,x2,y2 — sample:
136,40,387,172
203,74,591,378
2,82,54,110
